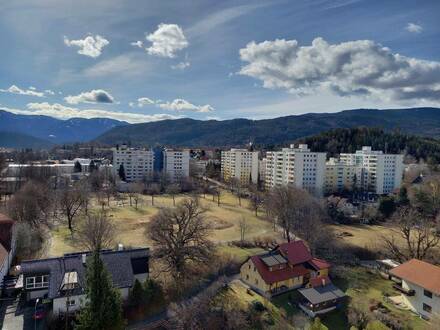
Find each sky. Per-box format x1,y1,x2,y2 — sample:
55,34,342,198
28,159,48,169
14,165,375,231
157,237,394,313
0,0,439,123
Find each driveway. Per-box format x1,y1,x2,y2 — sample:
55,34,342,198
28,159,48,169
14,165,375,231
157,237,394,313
0,296,45,330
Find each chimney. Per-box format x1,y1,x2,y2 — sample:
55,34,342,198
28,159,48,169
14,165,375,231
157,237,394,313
321,278,326,287
82,253,87,264
118,243,124,251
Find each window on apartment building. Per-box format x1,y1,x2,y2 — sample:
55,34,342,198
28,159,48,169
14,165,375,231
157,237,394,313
67,299,76,307
423,303,432,313
424,290,433,298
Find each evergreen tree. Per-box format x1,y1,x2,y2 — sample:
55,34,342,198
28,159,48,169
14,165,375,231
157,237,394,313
74,161,82,173
76,251,125,330
118,164,126,181
397,186,410,206
89,160,98,173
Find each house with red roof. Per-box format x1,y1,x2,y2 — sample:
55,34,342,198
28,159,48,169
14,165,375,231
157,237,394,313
240,240,331,297
0,213,17,289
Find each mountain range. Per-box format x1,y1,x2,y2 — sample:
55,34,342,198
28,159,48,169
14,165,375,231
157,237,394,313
96,107,440,147
0,110,127,147
2,107,440,149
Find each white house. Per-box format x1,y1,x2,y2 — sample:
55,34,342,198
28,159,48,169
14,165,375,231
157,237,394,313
390,259,440,319
20,247,149,316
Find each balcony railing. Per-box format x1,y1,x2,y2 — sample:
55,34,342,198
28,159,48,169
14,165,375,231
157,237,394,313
393,283,415,296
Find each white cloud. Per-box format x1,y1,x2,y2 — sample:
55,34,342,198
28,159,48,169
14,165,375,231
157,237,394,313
146,23,188,58
5,103,180,124
131,40,143,48
64,35,109,58
137,97,156,107
64,89,115,105
171,61,190,70
44,89,55,95
0,85,45,97
406,23,423,34
158,99,214,112
239,37,440,103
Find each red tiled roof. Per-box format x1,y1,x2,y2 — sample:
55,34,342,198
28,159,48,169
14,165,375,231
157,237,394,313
390,259,440,295
309,258,331,270
277,241,312,265
309,275,331,288
251,255,309,284
0,213,15,252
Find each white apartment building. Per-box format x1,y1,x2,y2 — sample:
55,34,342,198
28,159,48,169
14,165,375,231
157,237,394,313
113,145,154,182
339,146,403,194
163,149,190,182
265,144,326,195
221,149,259,185
324,157,358,194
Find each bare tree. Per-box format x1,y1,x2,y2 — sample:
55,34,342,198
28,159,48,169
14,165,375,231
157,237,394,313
58,181,88,231
7,181,53,227
127,182,143,207
76,210,116,251
383,206,440,262
265,186,323,242
147,183,161,206
248,186,264,217
166,183,181,206
239,217,248,243
147,198,213,281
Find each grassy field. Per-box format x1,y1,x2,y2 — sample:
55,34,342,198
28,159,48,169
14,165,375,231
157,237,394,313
48,191,278,257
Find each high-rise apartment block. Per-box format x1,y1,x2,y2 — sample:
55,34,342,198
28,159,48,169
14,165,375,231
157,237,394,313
113,145,189,182
264,144,326,195
338,146,404,194
113,145,154,182
163,149,190,182
221,149,259,185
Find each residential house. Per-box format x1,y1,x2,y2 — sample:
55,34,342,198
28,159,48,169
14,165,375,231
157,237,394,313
298,275,345,317
20,247,149,316
390,259,440,319
0,213,16,290
240,240,330,297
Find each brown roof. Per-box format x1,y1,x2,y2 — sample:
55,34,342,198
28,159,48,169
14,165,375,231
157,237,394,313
390,259,440,294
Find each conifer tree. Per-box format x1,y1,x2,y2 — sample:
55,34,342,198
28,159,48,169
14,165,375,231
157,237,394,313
76,251,125,330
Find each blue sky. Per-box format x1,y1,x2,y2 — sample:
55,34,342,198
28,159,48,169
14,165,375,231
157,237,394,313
0,0,439,123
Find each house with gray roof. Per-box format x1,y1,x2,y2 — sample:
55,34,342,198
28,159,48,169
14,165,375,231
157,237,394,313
20,247,149,316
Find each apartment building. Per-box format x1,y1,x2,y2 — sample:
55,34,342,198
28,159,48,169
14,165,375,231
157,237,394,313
221,149,259,185
264,144,326,195
163,149,190,182
339,146,404,194
324,157,358,193
113,144,154,182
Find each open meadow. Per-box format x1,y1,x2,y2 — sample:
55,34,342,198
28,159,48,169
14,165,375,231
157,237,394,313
48,190,277,258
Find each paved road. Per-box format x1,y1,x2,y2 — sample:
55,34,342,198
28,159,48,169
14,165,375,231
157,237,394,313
0,297,45,330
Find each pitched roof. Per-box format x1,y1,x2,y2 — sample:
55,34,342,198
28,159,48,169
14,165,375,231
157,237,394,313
390,259,440,295
277,241,312,265
309,275,331,288
309,258,331,270
0,213,15,252
20,248,149,299
298,283,345,305
250,255,309,284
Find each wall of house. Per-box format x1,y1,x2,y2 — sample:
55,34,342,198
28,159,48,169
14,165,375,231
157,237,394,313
53,294,86,316
134,273,148,283
401,280,440,318
27,289,49,300
240,259,305,295
240,259,270,294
